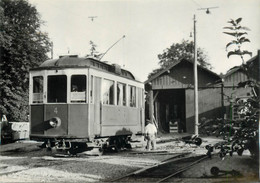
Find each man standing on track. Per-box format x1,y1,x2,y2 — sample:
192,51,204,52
144,119,157,151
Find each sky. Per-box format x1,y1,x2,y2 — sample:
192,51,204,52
29,0,260,82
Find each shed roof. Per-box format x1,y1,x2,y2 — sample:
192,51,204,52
224,54,258,78
145,58,221,84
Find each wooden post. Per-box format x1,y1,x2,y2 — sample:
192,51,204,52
221,80,224,119
149,90,154,124
194,15,199,136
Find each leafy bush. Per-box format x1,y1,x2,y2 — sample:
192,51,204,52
201,81,259,160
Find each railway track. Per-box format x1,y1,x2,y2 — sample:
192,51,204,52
156,155,208,182
108,153,209,182
0,168,30,177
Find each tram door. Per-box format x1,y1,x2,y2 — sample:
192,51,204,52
94,77,101,135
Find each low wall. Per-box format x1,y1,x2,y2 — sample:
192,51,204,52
10,122,30,140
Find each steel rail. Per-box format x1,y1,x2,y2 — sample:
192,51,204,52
156,155,209,183
0,168,30,176
108,152,191,182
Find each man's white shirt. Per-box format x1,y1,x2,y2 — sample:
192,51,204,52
145,123,157,134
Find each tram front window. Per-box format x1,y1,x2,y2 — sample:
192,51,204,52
71,75,86,102
32,76,43,103
47,75,67,103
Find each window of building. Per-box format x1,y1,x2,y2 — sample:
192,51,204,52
102,79,114,105
47,75,67,103
32,76,43,103
71,75,87,102
117,82,126,106
128,85,136,107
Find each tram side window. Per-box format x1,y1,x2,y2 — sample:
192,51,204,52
117,82,126,106
47,75,67,103
32,76,43,103
102,79,114,105
90,75,94,103
137,88,144,108
71,75,86,103
128,85,136,107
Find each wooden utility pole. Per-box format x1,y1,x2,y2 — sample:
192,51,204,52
149,90,154,123
193,15,199,136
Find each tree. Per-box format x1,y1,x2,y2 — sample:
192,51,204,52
85,41,102,60
223,17,252,64
0,0,51,121
148,39,211,79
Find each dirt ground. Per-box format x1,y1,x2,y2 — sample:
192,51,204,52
0,134,259,183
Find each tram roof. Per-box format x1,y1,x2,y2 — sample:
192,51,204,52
30,55,136,80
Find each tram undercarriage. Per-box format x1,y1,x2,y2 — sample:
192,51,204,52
40,135,133,155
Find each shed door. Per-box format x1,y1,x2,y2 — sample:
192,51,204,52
94,77,101,135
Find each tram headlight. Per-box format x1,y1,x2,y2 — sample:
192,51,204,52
49,117,61,128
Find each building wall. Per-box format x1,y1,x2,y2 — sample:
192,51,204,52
185,88,223,133
224,70,248,87
248,58,259,82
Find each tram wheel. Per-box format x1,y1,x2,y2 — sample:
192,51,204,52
68,142,88,155
46,147,52,152
125,143,132,149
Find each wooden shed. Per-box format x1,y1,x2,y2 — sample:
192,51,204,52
145,58,223,134
224,50,259,87
223,50,260,119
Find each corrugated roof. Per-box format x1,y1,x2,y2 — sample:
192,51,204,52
145,58,221,84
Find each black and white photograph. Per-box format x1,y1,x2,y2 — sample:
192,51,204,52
0,0,259,182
